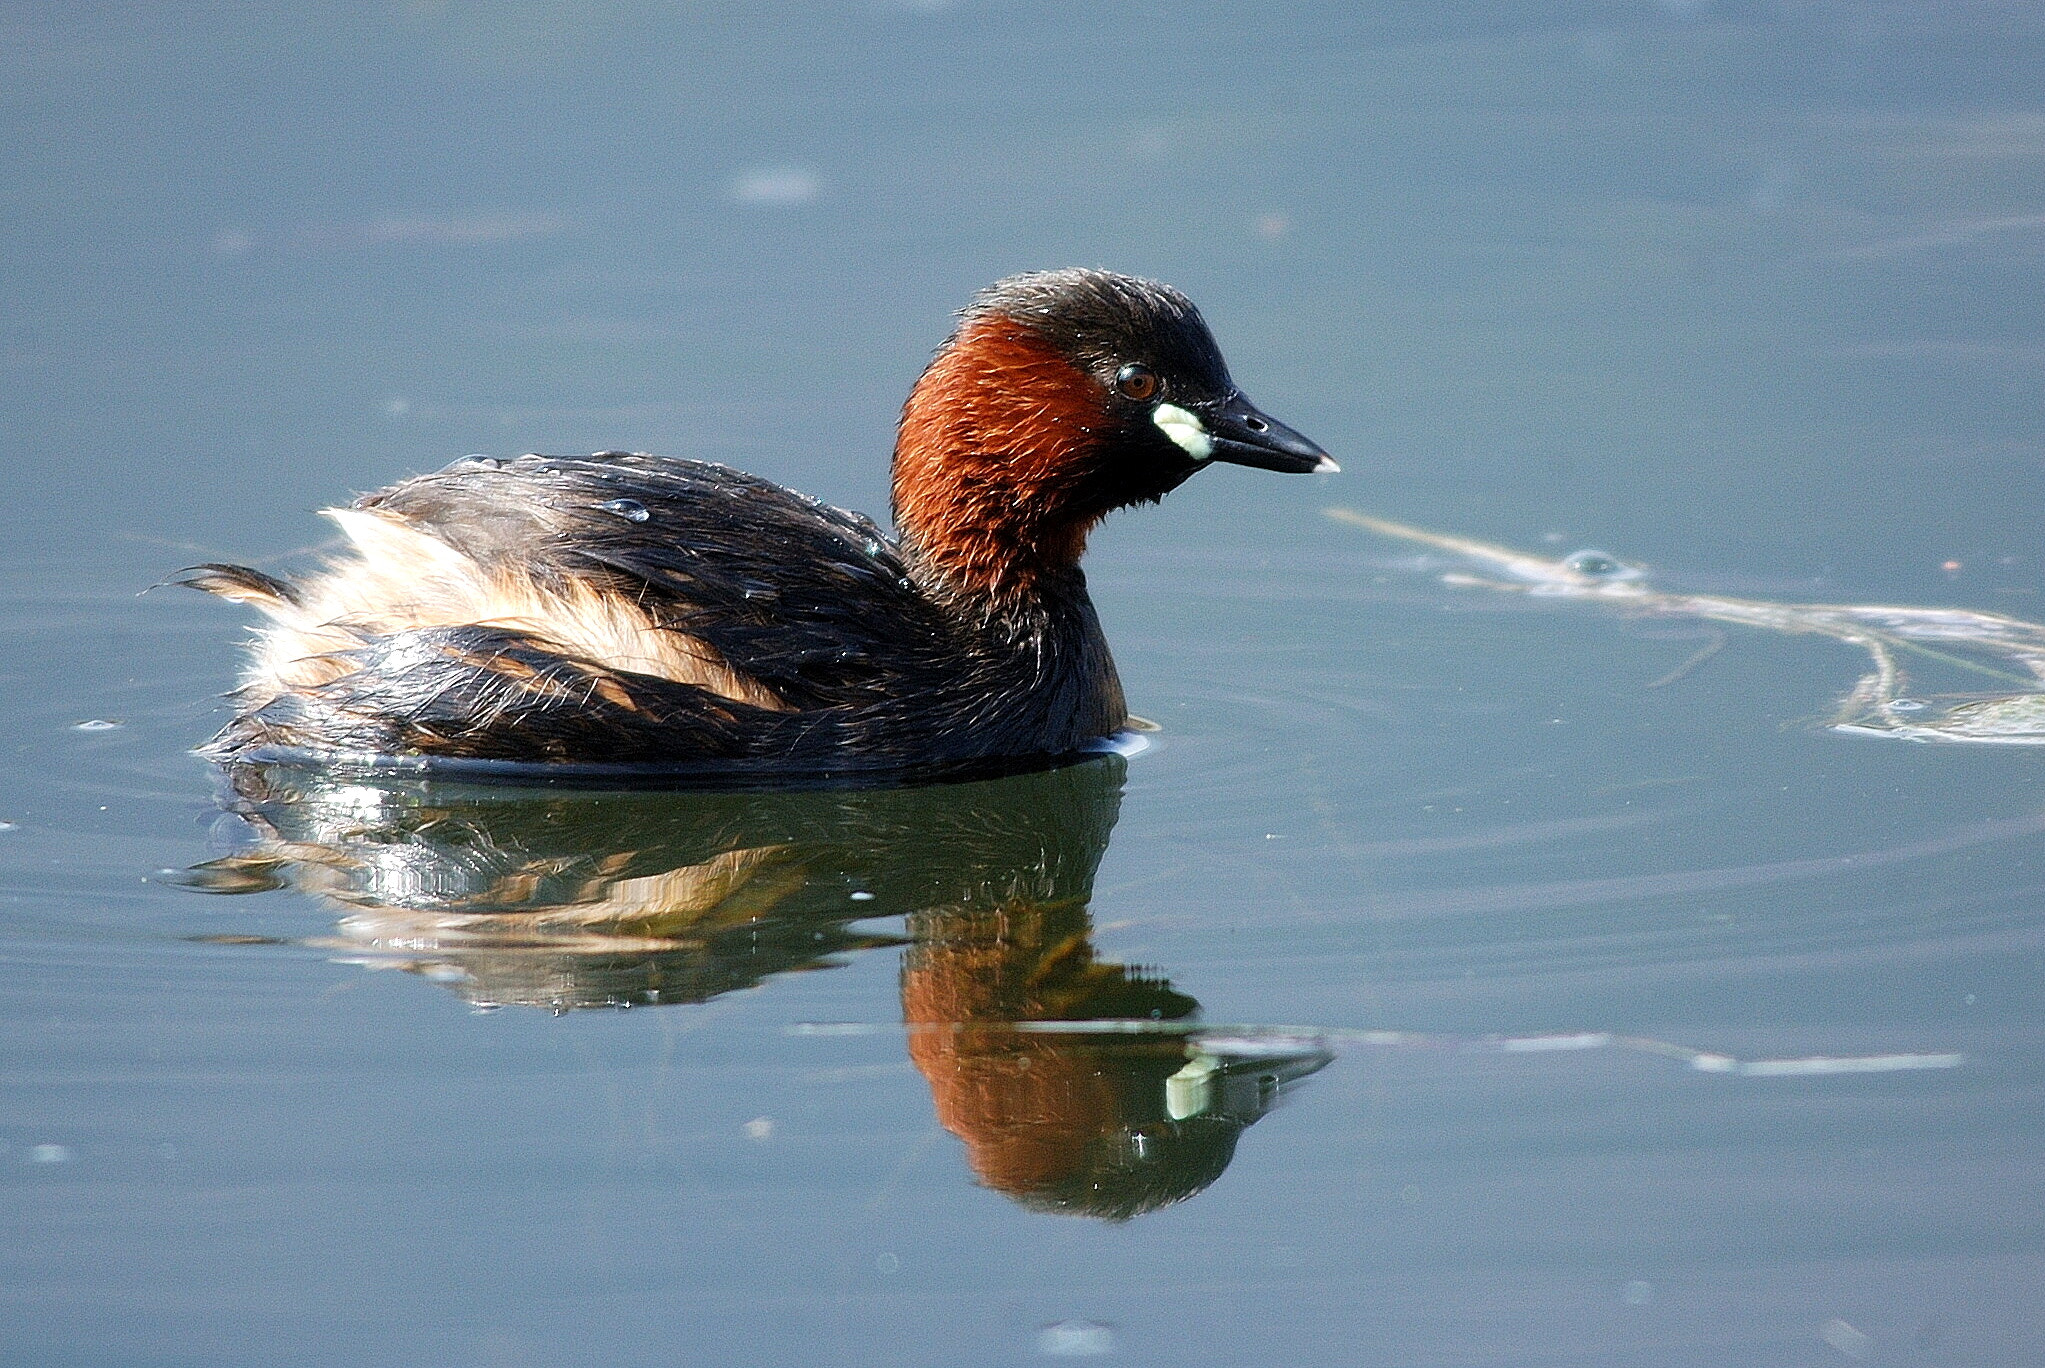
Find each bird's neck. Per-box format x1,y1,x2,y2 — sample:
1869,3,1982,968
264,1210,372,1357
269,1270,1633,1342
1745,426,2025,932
891,315,1105,607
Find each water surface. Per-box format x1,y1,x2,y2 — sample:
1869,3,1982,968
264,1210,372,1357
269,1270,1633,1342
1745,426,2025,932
5,4,2045,1364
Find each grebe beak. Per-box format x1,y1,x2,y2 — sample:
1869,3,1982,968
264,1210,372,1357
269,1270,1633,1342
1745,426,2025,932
1205,392,1339,474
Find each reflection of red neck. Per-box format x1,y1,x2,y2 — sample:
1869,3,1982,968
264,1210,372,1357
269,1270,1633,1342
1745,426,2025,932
891,315,1106,601
902,910,1118,1200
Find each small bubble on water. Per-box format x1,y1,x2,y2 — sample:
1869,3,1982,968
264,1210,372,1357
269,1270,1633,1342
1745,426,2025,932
874,1251,900,1274
598,499,651,523
1622,1280,1654,1305
1577,29,1619,64
72,719,124,732
1127,125,1171,161
30,1144,72,1164
1037,1321,1114,1357
1562,549,1634,578
743,1117,774,1141
1885,698,1927,712
1820,1318,1872,1360
849,890,876,902
1747,159,1798,214
729,166,822,207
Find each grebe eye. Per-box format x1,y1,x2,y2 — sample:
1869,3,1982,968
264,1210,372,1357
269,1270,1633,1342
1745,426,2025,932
1115,364,1160,401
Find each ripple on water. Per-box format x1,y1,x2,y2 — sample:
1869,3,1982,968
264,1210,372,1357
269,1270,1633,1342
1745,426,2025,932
1108,569,2045,1006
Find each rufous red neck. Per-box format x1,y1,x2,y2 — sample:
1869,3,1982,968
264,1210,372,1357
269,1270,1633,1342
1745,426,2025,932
892,314,1106,602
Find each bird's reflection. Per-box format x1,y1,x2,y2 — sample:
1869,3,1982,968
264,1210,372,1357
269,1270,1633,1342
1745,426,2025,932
186,756,1329,1218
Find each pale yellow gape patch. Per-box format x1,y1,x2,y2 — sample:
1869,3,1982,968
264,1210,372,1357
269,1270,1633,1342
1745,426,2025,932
1149,403,1214,461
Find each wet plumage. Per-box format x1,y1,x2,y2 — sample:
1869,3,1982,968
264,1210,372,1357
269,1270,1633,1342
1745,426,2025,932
185,269,1333,781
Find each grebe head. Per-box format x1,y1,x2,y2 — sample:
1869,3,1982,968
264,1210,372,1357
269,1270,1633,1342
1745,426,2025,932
893,268,1335,598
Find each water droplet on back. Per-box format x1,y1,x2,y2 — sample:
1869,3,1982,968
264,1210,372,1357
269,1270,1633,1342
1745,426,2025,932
598,498,651,523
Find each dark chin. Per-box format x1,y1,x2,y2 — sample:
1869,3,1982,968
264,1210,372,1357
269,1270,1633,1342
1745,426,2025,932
1154,462,1201,498
1128,458,1202,509
1078,443,1201,514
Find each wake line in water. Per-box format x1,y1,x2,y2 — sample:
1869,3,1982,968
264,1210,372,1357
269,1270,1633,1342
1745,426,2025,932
1313,807,2045,922
792,1020,1966,1078
1327,507,2045,745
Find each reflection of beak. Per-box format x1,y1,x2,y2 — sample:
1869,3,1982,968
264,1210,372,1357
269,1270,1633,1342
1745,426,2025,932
1205,392,1339,474
1164,1033,1335,1120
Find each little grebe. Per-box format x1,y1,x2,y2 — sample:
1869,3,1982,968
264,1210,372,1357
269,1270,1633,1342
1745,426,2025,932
184,268,1335,779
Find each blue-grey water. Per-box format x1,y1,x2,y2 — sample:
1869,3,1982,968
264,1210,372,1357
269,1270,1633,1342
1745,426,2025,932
6,4,2045,1364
